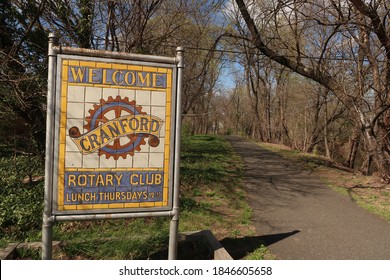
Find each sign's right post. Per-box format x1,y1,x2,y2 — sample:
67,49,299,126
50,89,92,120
168,47,184,260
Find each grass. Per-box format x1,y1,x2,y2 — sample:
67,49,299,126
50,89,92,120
1,135,271,259
329,185,390,222
253,140,390,223
245,244,272,260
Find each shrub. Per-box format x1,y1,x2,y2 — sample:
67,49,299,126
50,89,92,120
0,155,44,239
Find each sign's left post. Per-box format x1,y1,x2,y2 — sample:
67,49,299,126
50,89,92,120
42,33,58,260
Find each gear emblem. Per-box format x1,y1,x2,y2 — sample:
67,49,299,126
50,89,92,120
82,96,158,160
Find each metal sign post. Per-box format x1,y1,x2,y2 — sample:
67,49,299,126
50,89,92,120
42,33,58,260
42,34,183,260
168,47,184,260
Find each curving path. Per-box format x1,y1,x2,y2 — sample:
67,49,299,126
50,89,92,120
226,136,390,259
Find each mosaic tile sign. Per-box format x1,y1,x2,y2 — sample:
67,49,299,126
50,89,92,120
53,55,175,213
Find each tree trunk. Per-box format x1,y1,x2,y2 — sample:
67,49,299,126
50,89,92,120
347,125,361,169
324,97,331,159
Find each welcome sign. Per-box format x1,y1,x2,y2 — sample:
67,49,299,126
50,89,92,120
53,55,176,214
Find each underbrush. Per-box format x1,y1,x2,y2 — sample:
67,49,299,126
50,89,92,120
0,155,44,244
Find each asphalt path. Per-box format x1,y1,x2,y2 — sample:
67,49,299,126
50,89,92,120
226,136,390,259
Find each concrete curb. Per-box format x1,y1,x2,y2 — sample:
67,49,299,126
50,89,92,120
0,241,63,260
180,230,233,260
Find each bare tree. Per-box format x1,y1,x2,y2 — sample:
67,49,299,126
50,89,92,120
234,0,390,181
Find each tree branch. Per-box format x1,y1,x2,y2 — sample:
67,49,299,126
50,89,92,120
234,0,337,93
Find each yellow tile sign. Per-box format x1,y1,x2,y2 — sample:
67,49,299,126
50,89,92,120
55,57,174,213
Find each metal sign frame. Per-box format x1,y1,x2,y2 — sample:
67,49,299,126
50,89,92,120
53,54,176,215
42,34,183,260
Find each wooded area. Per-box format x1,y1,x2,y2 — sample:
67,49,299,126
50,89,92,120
1,0,390,181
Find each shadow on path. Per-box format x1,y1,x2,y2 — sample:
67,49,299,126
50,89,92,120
221,230,300,259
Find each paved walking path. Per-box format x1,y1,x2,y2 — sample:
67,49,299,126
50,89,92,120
226,136,390,259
